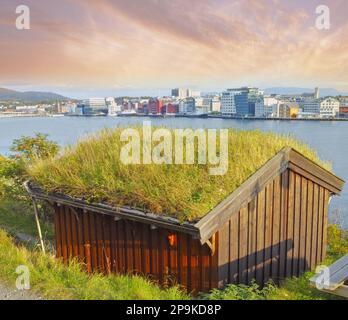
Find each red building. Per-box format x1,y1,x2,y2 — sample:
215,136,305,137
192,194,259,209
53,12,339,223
166,103,179,114
148,99,163,114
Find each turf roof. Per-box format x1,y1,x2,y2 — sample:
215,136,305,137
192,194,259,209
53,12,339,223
28,128,328,222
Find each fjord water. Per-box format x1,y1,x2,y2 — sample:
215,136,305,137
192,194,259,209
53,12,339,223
1,116,347,228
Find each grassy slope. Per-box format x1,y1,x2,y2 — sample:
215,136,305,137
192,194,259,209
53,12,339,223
0,199,53,240
0,224,346,300
28,128,330,222
0,229,189,300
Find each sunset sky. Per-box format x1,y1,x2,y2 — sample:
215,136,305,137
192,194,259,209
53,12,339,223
0,0,347,98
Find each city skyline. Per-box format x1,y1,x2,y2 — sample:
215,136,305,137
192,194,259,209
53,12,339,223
1,0,348,97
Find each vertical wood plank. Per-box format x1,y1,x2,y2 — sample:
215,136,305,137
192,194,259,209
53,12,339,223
286,171,295,278
141,224,151,275
264,182,273,283
82,211,91,272
76,209,85,263
65,207,73,259
178,233,188,289
190,238,200,294
299,178,308,274
70,209,79,258
279,170,289,281
201,244,211,292
150,227,159,281
54,205,62,258
247,197,257,284
59,206,68,263
305,180,314,271
168,232,178,286
110,218,118,273
256,189,266,285
292,174,302,277
239,207,248,285
317,187,324,263
311,184,319,269
187,236,192,292
133,222,142,274
218,222,230,287
103,215,112,274
88,213,98,272
229,213,239,284
95,214,105,273
117,220,126,273
322,190,330,262
271,175,281,283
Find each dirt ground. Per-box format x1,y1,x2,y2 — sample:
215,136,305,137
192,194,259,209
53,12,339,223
0,283,42,300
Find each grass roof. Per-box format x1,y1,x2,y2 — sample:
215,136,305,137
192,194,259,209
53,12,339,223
28,128,329,222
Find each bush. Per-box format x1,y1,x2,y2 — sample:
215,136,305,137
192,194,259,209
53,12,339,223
0,134,59,201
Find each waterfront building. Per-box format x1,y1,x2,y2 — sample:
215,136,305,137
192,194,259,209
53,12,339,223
195,97,212,114
179,97,196,114
211,96,221,113
300,99,320,115
320,97,340,118
276,102,300,118
254,98,265,117
263,96,279,117
221,89,238,116
106,97,121,115
165,103,179,114
338,96,348,117
222,87,263,117
84,98,107,113
148,98,163,115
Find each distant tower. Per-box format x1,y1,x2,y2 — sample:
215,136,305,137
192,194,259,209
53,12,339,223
314,87,320,99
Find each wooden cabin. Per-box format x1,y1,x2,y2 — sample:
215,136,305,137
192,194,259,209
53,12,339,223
26,147,344,294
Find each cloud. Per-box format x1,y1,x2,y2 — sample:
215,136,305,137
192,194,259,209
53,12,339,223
0,0,347,93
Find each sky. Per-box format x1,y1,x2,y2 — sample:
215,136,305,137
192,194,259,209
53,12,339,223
0,0,347,98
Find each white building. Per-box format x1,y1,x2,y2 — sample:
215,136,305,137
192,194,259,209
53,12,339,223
263,96,279,117
179,97,196,114
106,97,121,115
194,97,212,113
172,88,189,99
221,89,238,116
320,97,340,118
85,98,107,111
211,96,221,113
172,88,201,99
189,90,201,98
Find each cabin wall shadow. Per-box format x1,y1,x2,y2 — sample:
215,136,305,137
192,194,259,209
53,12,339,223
218,239,310,288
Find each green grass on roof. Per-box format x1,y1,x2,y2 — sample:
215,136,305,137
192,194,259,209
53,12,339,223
28,128,330,222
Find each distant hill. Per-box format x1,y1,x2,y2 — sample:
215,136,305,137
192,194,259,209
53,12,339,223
0,87,70,102
264,87,348,97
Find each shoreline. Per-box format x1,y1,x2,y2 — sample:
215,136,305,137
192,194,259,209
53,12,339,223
1,113,348,122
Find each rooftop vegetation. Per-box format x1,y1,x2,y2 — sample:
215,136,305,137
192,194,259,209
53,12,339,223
28,128,329,222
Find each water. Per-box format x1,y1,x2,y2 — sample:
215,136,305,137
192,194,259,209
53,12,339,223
1,116,347,228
